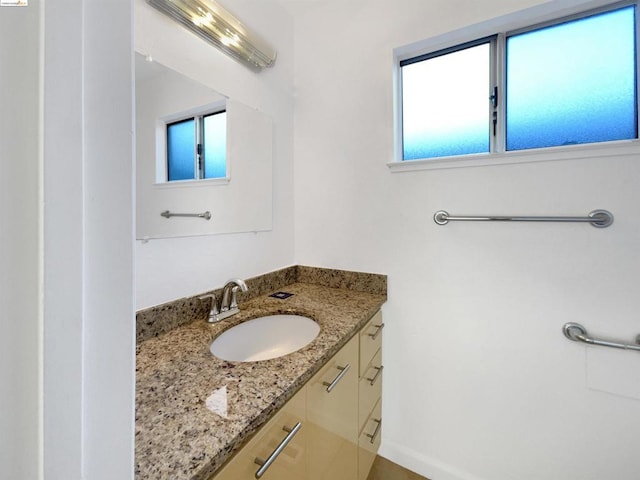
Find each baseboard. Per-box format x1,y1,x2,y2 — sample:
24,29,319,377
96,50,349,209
378,439,486,480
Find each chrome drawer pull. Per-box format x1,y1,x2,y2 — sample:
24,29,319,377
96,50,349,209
366,418,382,444
322,364,351,393
254,422,302,478
367,323,384,340
366,365,383,386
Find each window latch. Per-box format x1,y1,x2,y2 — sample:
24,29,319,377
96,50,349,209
490,86,498,108
197,143,203,175
490,87,498,136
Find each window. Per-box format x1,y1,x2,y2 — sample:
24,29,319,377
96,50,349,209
398,2,638,163
166,110,227,181
402,39,493,159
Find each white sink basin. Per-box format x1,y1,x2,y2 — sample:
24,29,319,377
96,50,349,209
210,314,320,362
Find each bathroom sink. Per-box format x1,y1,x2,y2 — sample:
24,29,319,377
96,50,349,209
210,314,320,362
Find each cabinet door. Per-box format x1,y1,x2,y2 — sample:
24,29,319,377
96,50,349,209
359,311,383,377
358,348,382,433
306,335,359,480
212,387,306,480
358,398,382,480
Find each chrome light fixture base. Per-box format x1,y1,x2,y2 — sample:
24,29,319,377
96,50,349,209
147,0,277,71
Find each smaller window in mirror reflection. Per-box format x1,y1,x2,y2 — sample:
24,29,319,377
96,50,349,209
203,111,227,179
167,118,196,181
166,109,227,182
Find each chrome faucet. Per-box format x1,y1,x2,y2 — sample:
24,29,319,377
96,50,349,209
200,278,249,323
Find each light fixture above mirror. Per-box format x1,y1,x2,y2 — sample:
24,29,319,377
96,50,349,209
146,0,277,71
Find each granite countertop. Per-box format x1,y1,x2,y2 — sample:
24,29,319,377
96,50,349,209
135,272,386,480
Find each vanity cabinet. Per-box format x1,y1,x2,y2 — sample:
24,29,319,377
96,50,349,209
210,311,382,480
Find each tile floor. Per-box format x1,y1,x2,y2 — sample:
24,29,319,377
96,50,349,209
367,456,429,480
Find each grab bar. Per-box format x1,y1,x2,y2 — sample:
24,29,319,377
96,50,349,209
563,323,640,352
433,209,613,228
160,210,211,220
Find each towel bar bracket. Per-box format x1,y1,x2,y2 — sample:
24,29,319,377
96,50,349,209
563,322,640,352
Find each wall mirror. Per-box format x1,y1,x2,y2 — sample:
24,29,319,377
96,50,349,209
135,52,273,240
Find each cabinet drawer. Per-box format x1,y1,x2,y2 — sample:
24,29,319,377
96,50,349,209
307,335,359,480
359,311,383,377
358,348,382,433
358,398,382,480
212,388,306,480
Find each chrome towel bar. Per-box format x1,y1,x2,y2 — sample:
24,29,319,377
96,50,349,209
563,323,640,352
160,210,211,220
433,209,613,228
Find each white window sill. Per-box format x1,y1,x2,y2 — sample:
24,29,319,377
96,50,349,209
153,177,230,189
387,140,640,173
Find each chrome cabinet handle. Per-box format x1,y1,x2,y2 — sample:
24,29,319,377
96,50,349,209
365,365,383,386
366,418,382,444
322,364,351,393
254,422,302,478
367,323,384,340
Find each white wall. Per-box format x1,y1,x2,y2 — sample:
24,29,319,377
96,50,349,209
292,1,640,479
0,2,41,478
135,0,295,309
42,0,134,479
2,1,135,479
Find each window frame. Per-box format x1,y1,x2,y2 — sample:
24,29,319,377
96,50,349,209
155,100,230,186
400,35,498,160
391,0,640,172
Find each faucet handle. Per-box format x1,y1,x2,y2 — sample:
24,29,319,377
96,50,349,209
198,294,219,315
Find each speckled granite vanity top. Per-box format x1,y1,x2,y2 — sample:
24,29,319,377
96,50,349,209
135,266,386,480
